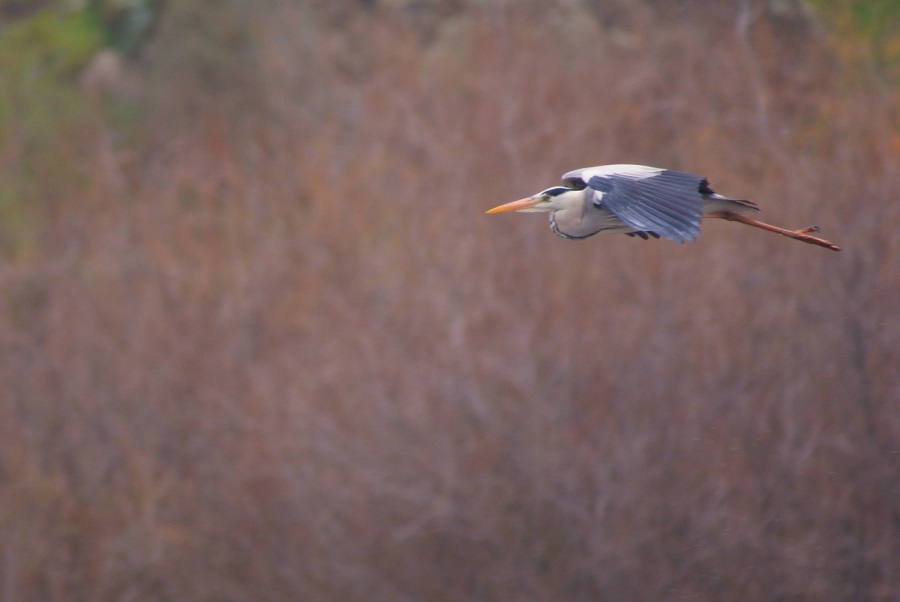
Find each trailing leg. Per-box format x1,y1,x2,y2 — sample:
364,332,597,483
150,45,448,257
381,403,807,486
708,211,841,251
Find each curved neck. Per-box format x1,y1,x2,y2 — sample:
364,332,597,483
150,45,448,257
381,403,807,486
549,190,626,239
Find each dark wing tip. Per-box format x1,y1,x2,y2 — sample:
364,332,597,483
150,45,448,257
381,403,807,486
625,231,662,240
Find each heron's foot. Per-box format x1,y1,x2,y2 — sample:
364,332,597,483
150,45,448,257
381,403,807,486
791,226,841,251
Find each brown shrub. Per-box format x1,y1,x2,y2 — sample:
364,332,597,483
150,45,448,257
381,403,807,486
0,1,897,600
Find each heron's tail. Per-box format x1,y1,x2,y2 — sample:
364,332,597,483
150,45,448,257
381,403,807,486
702,194,760,215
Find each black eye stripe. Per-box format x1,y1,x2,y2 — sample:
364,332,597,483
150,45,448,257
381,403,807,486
540,186,570,197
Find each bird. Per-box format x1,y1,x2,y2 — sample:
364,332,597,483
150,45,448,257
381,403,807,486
486,164,840,251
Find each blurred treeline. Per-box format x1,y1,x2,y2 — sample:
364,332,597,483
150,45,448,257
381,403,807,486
0,0,898,599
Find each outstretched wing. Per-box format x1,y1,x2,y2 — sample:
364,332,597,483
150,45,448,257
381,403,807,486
563,165,705,243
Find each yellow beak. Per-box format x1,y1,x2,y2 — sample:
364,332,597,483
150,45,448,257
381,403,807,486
485,197,538,214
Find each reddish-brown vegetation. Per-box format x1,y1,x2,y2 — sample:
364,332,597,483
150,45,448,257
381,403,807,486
0,1,898,599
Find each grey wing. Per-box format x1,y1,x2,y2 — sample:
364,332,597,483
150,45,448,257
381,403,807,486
586,170,704,243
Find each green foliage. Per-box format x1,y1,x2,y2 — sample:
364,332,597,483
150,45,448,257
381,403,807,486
0,8,105,261
848,0,900,35
87,0,166,56
0,8,103,76
806,0,900,81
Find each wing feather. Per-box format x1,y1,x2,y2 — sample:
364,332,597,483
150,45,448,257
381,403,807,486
586,169,704,243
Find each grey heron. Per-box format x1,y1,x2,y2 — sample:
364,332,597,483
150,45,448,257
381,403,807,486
486,164,841,251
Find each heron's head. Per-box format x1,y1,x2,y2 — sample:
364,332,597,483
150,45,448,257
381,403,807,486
486,186,580,214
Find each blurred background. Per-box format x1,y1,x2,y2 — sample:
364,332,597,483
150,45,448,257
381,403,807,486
0,0,898,599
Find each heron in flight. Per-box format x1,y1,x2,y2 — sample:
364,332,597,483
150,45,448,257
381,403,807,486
486,164,840,251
